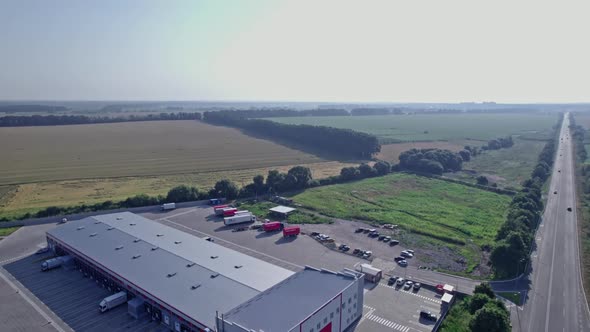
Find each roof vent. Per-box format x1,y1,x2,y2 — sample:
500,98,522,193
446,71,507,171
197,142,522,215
234,265,243,269
129,223,136,226
157,234,164,237
132,255,141,259
167,272,177,278
116,217,123,220
151,246,159,251
210,273,219,278
210,255,218,259
76,226,85,230
186,262,196,267
133,239,141,243
107,227,114,231
115,245,124,250
89,233,97,237
174,241,182,244
191,284,201,290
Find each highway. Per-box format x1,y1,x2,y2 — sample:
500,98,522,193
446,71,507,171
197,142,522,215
518,113,590,332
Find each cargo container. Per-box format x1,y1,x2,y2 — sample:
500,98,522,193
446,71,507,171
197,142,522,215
224,213,256,226
161,203,176,211
263,222,284,232
214,205,230,216
99,291,128,312
41,255,72,271
222,208,238,217
283,226,300,237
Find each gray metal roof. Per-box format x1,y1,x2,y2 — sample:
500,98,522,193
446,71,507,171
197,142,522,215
222,267,362,332
46,212,294,329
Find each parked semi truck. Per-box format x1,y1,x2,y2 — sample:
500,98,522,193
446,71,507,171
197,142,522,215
214,204,229,216
99,291,128,313
222,208,238,217
161,203,176,211
41,255,72,271
263,221,284,232
283,226,300,237
224,213,256,226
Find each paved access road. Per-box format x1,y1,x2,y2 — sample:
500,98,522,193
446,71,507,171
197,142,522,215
519,113,590,332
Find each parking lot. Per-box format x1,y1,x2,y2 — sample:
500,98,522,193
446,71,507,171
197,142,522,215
4,254,165,332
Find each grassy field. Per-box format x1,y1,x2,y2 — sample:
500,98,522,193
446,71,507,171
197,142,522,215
0,161,354,219
289,173,511,273
0,120,330,185
497,291,522,305
446,138,547,188
0,226,20,237
268,113,558,143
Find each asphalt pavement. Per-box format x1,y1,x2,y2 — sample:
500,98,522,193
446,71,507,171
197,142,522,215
517,113,590,332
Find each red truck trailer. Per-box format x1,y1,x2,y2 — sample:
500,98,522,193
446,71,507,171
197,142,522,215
263,221,283,232
283,226,300,237
222,208,238,217
214,205,229,216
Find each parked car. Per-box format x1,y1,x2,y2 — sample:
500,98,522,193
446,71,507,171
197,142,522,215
401,251,414,258
413,283,421,291
383,236,391,242
396,278,405,286
355,228,365,233
388,276,398,285
389,240,400,246
394,256,405,262
378,235,386,241
406,249,415,254
353,248,361,255
310,231,319,236
368,232,380,238
368,229,377,233
420,310,437,322
404,281,413,289
398,260,408,267
339,244,350,251
363,229,371,233
342,246,350,252
383,224,394,229
363,251,373,257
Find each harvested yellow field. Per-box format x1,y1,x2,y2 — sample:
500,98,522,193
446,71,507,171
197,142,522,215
0,120,328,185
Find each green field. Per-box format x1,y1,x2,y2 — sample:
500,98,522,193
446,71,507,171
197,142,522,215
290,173,511,273
268,113,558,143
447,138,547,188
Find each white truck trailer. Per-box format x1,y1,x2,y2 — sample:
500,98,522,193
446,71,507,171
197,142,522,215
41,255,72,271
99,291,128,313
161,203,176,211
224,213,256,226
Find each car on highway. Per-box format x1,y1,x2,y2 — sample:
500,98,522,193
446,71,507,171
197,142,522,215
404,281,413,289
420,310,437,322
398,260,408,267
413,283,421,291
389,240,399,246
568,207,573,212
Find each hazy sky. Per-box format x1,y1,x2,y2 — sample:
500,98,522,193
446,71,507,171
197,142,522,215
1,0,589,103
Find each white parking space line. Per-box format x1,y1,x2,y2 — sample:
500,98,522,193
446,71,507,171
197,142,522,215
156,208,198,220
379,283,442,304
365,313,410,332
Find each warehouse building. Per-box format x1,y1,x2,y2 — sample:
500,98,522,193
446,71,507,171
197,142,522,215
217,266,364,332
45,212,364,332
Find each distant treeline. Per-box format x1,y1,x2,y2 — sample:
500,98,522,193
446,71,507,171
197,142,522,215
203,110,381,159
0,105,68,114
0,112,201,127
350,108,403,116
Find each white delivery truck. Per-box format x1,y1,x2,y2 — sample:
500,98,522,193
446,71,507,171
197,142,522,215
161,203,176,211
224,213,256,226
41,255,72,271
99,291,128,313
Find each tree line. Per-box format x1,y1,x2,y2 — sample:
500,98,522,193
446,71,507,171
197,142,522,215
440,283,511,332
397,148,464,175
0,112,202,127
489,130,559,278
0,105,68,114
483,136,514,151
203,111,381,159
